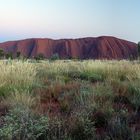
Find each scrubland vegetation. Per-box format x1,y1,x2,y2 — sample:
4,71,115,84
0,59,140,140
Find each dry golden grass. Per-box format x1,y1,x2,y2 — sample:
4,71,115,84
0,60,37,89
0,59,140,139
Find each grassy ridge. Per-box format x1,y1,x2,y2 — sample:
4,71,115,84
0,60,140,140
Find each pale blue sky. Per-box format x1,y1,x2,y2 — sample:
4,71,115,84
0,0,139,42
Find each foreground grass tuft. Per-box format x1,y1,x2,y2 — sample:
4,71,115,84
0,59,140,140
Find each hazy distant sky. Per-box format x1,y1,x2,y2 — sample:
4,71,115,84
0,0,139,42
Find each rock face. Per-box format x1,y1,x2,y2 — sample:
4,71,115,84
0,36,138,59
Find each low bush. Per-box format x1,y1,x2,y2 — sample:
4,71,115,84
80,72,103,82
0,107,48,140
107,114,132,140
69,112,95,140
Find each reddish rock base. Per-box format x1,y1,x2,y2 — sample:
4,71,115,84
0,36,138,59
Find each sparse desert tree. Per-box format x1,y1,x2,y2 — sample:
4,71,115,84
35,53,45,60
138,42,140,57
16,51,21,58
5,52,13,59
50,53,60,61
0,49,4,59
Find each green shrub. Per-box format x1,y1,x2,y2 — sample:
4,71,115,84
0,106,48,140
80,72,103,82
50,53,60,61
35,53,45,60
70,112,95,140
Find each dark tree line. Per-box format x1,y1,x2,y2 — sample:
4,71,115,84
0,49,21,59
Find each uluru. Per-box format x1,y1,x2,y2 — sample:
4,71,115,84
0,36,138,59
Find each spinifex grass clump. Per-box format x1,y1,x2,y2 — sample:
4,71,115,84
0,59,140,139
0,89,48,139
0,60,36,97
79,72,103,82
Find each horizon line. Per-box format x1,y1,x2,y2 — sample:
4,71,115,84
0,35,137,44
